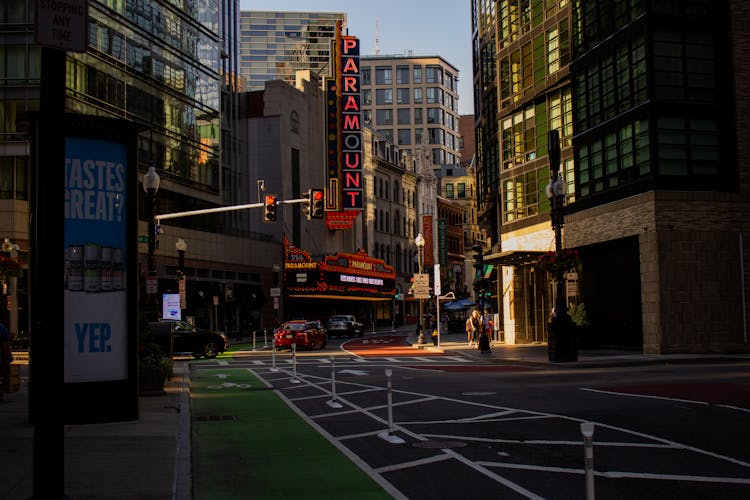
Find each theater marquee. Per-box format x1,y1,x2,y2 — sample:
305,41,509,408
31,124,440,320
284,237,395,300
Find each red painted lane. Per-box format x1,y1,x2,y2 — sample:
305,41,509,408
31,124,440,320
593,382,750,404
406,365,538,372
343,335,448,357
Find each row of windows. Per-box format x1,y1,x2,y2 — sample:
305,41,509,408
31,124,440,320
363,87,459,114
374,210,415,237
0,156,28,200
374,176,416,208
362,64,456,91
498,0,568,47
573,33,647,131
372,244,418,275
498,20,570,103
501,88,572,170
445,182,470,199
576,120,649,197
366,107,459,135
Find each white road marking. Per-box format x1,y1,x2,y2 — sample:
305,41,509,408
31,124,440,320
580,387,709,405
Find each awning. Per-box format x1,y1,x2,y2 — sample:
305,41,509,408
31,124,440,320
483,250,544,267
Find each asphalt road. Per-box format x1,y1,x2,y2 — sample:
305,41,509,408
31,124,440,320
220,337,750,499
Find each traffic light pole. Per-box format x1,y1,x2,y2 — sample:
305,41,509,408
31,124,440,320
155,197,309,221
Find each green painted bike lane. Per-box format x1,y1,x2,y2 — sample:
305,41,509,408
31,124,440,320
190,365,394,500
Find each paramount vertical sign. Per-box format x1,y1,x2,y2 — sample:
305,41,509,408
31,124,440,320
325,22,362,230
340,35,362,211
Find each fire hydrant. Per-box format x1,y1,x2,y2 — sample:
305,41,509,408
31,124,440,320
432,329,438,345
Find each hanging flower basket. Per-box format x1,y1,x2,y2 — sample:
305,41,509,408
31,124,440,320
537,249,581,276
0,255,23,283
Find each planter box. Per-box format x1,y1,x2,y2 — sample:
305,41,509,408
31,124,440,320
139,369,166,396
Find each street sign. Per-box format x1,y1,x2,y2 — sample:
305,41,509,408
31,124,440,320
138,235,148,243
413,273,430,299
270,287,281,297
35,0,88,52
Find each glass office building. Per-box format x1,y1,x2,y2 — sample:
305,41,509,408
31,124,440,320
239,11,346,91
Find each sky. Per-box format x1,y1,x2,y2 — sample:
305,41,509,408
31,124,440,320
240,0,475,115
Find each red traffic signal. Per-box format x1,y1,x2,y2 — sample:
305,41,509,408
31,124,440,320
309,189,324,219
263,194,277,223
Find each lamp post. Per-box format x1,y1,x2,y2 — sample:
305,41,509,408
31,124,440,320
545,130,577,362
415,232,426,345
1,238,19,340
143,164,160,321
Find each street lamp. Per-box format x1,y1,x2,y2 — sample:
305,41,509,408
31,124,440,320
143,164,160,321
545,130,577,362
414,232,426,345
1,238,19,341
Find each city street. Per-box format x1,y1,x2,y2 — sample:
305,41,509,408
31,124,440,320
195,335,750,499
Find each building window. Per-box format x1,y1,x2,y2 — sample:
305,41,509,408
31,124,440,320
376,109,393,125
413,66,422,83
361,67,371,85
457,183,466,198
426,87,442,104
396,87,410,104
445,183,454,198
0,156,28,200
426,65,442,84
426,107,442,125
363,89,372,105
414,87,423,104
414,108,423,124
376,88,393,104
398,129,411,145
396,65,410,84
375,66,392,85
502,166,548,222
397,108,411,125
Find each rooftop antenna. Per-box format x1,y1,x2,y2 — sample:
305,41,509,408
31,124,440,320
375,20,380,55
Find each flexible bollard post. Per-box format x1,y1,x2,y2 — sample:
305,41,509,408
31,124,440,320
291,343,300,383
263,328,267,346
581,422,595,500
331,356,337,401
252,330,256,351
270,341,278,371
385,369,394,435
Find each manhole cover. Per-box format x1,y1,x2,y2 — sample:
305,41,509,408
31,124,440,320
412,440,467,449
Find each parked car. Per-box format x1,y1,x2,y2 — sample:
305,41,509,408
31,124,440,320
273,320,327,351
325,315,364,338
148,320,229,359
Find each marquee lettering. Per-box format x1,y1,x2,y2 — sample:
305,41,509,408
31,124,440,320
344,171,361,187
343,114,360,130
342,59,359,74
343,38,357,53
342,95,359,112
344,152,361,169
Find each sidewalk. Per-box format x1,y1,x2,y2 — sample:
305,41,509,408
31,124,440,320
2,329,748,499
1,360,191,500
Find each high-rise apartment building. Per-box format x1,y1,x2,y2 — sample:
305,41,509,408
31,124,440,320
360,55,462,169
238,11,346,91
472,0,750,354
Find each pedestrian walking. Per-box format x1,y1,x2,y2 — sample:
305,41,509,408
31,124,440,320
466,309,481,347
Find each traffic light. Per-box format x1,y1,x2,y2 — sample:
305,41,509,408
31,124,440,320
310,189,324,219
302,189,312,220
263,194,277,223
472,244,484,275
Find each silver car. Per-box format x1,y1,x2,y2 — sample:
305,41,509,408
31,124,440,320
325,315,363,338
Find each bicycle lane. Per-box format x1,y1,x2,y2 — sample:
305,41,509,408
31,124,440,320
245,360,750,500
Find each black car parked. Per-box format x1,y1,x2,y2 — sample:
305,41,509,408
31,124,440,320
148,320,229,359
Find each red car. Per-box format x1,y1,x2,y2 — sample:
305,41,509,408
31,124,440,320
273,320,327,351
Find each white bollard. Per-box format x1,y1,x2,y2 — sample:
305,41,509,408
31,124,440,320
331,355,337,401
270,340,278,371
385,369,394,434
291,343,300,383
252,331,256,351
581,422,595,500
